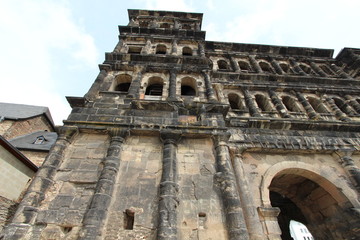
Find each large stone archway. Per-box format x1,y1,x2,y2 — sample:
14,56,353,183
261,162,360,239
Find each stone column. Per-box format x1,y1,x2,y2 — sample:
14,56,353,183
292,91,320,120
167,70,178,101
79,128,128,240
84,70,108,100
289,58,307,76
198,42,205,57
310,62,327,77
171,39,178,55
202,70,218,102
268,90,291,118
337,152,360,192
141,38,152,54
127,67,144,99
230,147,265,240
157,130,182,240
345,95,360,114
269,58,284,75
249,56,263,73
214,133,249,240
243,89,261,117
231,57,241,72
330,64,352,79
214,83,226,103
323,95,350,121
3,126,78,239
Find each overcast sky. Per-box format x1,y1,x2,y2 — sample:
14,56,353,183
0,0,359,125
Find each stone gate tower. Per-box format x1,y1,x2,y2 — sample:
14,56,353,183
2,9,360,240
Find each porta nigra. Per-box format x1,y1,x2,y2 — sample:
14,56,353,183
2,9,360,240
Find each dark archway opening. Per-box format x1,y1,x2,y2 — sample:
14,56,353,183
270,191,307,240
181,85,196,96
115,82,131,92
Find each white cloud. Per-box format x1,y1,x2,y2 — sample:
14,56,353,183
0,0,98,125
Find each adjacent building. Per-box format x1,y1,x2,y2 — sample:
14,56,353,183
2,10,360,240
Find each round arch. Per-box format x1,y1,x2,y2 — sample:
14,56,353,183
260,161,360,239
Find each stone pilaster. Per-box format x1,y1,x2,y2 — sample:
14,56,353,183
243,89,261,117
268,90,291,118
2,126,78,239
323,95,350,121
337,152,360,192
127,67,145,99
84,70,108,100
345,95,360,114
230,147,265,240
257,207,282,240
289,58,307,76
292,91,320,120
202,70,217,102
157,130,182,240
167,70,178,101
214,133,249,240
79,128,128,240
214,83,226,103
249,56,263,73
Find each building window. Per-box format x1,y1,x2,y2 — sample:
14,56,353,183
181,77,197,96
182,47,192,56
259,61,274,73
156,44,167,54
238,60,252,72
115,82,131,92
145,84,163,96
282,96,302,112
124,209,135,230
228,93,243,110
217,60,229,70
279,63,291,74
299,64,313,74
255,94,272,112
33,136,45,145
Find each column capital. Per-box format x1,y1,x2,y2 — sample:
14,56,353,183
108,127,129,141
58,125,79,143
160,130,182,145
213,132,231,146
229,146,248,156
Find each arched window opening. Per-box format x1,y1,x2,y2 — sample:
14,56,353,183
228,93,243,110
282,96,302,112
320,64,335,76
333,97,354,115
181,77,197,96
182,24,192,30
255,94,272,112
145,77,164,96
115,82,131,92
182,47,192,56
217,60,229,70
160,22,170,28
124,209,135,230
156,44,167,54
238,61,251,72
279,63,291,74
299,64,313,74
113,74,132,92
259,61,274,73
307,97,328,113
